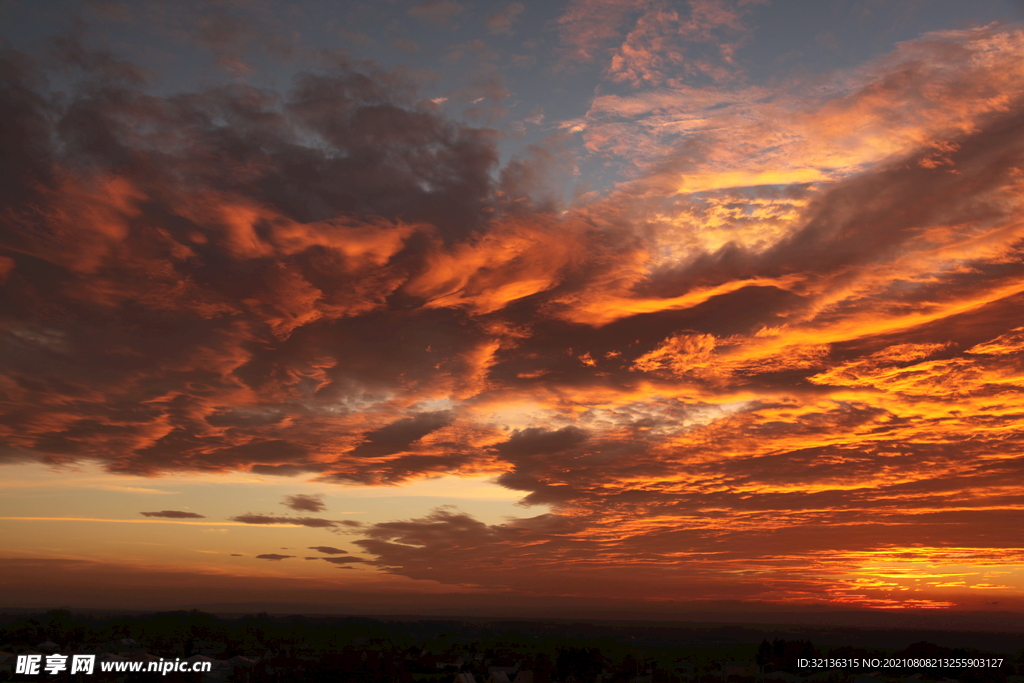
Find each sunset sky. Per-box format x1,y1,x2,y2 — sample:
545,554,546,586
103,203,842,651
4,0,1024,619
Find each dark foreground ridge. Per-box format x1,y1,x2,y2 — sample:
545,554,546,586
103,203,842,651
2,610,1024,683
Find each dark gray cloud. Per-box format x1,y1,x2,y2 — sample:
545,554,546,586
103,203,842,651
321,556,368,565
254,554,294,561
308,546,347,554
139,510,206,519
229,514,339,528
349,411,452,458
282,493,326,512
304,556,369,565
492,426,588,457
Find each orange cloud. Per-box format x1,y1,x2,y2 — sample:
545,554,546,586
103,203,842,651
4,20,1024,612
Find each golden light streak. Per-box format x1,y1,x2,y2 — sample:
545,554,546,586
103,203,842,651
0,517,304,527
